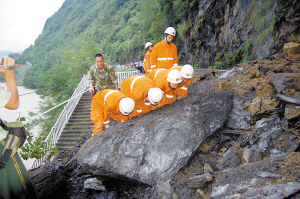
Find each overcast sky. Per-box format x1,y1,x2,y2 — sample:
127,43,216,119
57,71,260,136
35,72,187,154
0,0,65,52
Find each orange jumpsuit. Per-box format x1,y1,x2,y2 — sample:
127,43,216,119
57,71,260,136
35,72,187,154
144,50,152,74
150,40,178,70
170,66,195,100
91,89,130,135
147,69,178,107
121,75,157,118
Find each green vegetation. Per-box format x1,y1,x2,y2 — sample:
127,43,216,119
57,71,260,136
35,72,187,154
17,117,59,160
251,0,276,31
15,0,196,138
224,39,254,66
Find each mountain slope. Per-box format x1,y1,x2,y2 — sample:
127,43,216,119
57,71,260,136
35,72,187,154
19,0,300,89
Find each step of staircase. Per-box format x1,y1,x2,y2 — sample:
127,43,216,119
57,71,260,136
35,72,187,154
59,130,91,136
63,126,93,131
72,111,90,115
67,119,93,124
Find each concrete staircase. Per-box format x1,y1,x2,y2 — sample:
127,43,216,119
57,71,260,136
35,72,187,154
56,91,93,150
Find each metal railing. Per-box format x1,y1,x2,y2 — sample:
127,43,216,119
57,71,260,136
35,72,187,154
116,70,140,88
30,70,140,169
30,75,89,169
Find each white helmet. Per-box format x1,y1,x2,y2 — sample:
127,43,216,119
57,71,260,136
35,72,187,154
181,64,194,79
119,98,135,115
145,42,153,49
147,87,163,105
167,69,183,83
164,27,176,36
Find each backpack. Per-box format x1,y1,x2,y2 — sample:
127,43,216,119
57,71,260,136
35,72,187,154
0,119,27,170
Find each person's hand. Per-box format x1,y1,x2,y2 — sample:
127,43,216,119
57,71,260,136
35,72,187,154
0,57,15,74
2,56,15,67
89,88,95,97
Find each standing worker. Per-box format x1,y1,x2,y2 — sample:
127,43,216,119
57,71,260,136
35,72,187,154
170,64,195,99
0,57,38,199
88,54,119,97
90,89,135,135
143,42,153,75
121,75,163,118
147,69,182,107
150,27,179,70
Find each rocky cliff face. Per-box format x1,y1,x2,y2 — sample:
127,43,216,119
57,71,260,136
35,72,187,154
179,0,300,69
28,43,300,198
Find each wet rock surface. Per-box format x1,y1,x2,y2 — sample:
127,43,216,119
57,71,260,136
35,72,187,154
28,51,300,198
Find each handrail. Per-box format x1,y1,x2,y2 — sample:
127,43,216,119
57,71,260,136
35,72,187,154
30,70,141,169
30,75,89,169
116,70,140,88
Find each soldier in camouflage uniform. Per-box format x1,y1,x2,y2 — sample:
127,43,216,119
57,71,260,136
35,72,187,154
88,54,118,96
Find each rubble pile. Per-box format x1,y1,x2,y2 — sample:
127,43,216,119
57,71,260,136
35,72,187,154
29,42,300,198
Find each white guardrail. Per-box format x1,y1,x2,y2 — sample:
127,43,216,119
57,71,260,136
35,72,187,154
30,70,140,169
116,70,140,88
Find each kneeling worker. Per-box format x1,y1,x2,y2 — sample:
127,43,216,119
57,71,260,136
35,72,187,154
147,69,182,107
121,75,163,118
170,64,194,99
91,89,135,135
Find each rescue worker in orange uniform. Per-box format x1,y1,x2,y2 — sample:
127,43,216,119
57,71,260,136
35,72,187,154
91,89,135,135
144,42,153,75
121,75,163,118
147,69,182,107
170,64,195,99
150,27,179,70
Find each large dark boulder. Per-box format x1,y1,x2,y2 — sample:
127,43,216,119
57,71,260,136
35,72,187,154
72,89,234,186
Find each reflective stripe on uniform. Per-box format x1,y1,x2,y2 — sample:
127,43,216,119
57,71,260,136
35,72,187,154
154,69,168,79
145,102,151,106
103,120,110,124
12,156,28,194
130,76,143,92
136,109,143,113
157,57,174,61
180,87,188,90
173,63,178,66
166,94,173,98
151,65,156,69
121,119,125,122
104,90,118,102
